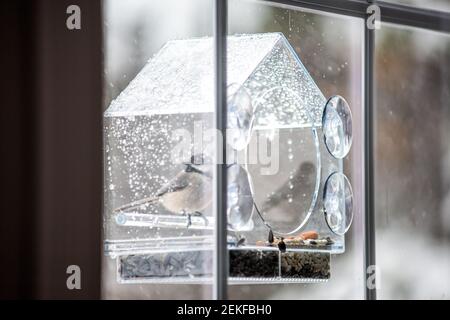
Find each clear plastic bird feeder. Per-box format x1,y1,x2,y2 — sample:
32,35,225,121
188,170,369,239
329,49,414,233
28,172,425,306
104,33,354,284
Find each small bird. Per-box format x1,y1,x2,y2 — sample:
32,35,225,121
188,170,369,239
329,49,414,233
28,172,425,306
114,156,212,228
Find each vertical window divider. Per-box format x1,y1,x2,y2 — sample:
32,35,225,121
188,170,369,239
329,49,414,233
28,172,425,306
364,4,376,300
214,0,229,300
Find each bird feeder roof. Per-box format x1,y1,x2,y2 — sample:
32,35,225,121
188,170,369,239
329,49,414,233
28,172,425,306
105,32,326,128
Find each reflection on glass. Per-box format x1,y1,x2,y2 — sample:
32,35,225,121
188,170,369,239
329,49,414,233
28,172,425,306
237,33,326,236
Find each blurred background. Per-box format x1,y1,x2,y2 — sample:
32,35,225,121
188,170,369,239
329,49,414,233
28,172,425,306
102,0,450,299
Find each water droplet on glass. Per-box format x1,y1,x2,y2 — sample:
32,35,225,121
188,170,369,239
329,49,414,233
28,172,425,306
322,95,352,159
323,172,353,235
115,213,126,225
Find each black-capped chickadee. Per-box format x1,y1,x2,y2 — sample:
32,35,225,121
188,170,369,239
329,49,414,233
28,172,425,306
114,157,212,228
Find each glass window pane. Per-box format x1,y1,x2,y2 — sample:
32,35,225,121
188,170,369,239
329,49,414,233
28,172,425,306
382,0,450,13
102,0,214,299
227,0,365,299
375,23,450,299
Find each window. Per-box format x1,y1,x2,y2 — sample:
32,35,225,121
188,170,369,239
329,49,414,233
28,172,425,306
103,0,214,299
102,0,450,300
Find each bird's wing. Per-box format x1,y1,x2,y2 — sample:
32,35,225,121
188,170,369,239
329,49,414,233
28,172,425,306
156,171,191,197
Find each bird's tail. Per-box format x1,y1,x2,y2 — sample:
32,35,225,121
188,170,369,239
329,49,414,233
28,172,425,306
113,196,158,213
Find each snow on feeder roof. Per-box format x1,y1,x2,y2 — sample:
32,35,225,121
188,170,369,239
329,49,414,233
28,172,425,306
105,33,326,129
